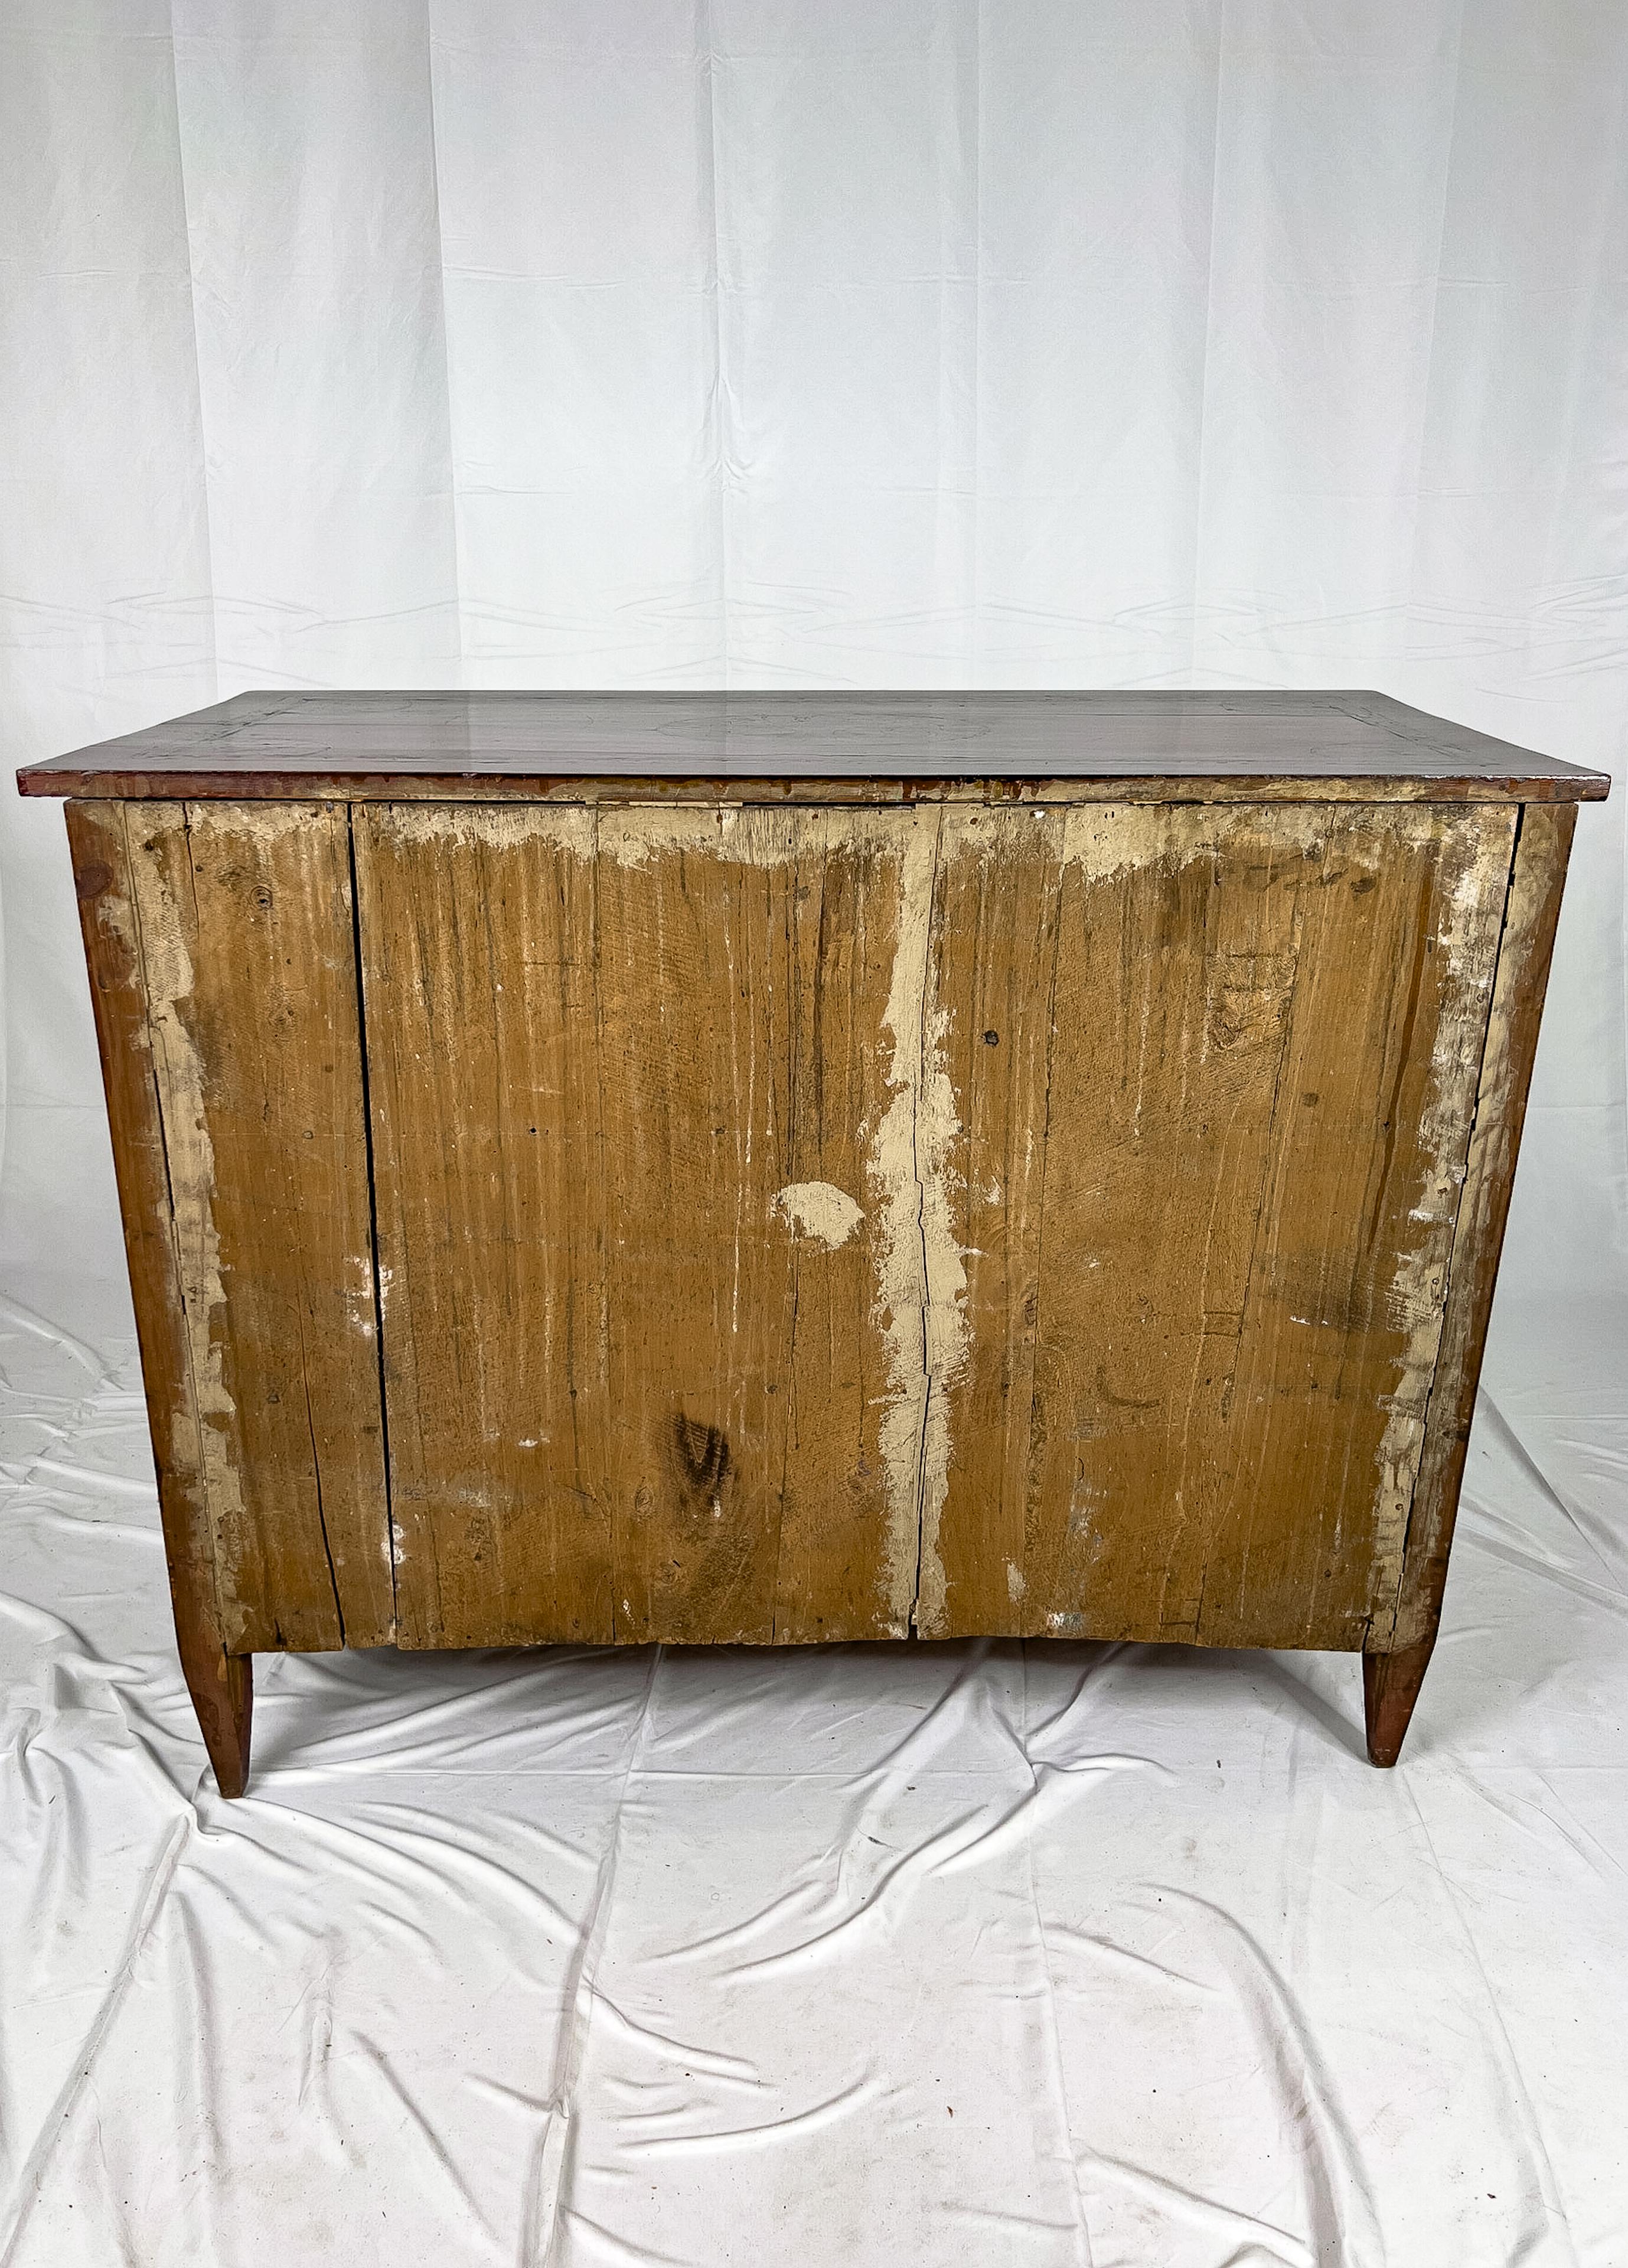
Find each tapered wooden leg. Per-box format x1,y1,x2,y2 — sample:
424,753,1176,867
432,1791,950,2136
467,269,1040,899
176,1615,254,1797
1363,1635,1434,1767
70,805,256,1798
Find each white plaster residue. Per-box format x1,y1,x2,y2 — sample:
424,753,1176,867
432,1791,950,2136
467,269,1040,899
599,803,911,869
771,1181,864,1250
1369,814,1515,1618
376,800,915,872
344,1247,379,1338
599,804,766,868
1007,1560,1026,1605
371,800,598,859
129,827,252,1626
1058,800,1329,887
865,812,970,1633
1058,803,1146,887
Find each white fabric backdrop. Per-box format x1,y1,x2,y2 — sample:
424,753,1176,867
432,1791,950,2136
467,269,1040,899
2,6,1626,2264
3,0,1625,1286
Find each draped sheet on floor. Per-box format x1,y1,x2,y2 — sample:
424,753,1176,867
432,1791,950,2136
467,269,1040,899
2,5,1626,2262
1,1107,1625,2266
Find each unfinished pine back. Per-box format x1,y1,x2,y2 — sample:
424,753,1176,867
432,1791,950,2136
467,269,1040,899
27,691,1608,1790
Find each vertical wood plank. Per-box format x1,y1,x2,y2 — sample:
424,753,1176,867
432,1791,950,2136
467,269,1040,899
66,801,253,1788
592,807,931,1640
353,791,1529,1661
1379,801,1578,1654
356,804,916,1647
353,803,609,1648
1189,803,1513,1647
738,814,907,1641
928,801,1515,1650
122,801,391,1651
927,807,1067,1634
593,807,795,1642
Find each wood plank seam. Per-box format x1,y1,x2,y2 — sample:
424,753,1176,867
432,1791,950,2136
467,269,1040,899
346,804,400,1643
588,803,615,1643
229,799,350,1650
768,832,797,1645
293,1295,346,1645
906,812,947,1633
1012,822,1069,1637
307,794,1533,1659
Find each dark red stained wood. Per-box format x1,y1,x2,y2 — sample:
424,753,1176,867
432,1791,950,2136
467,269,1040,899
18,689,1611,804
1363,1638,1434,1767
205,1656,253,1800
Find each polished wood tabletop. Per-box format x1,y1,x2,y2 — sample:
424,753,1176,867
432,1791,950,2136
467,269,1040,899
19,688,1610,804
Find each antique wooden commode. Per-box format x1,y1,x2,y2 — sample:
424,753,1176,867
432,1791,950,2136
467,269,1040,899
20,692,1609,1793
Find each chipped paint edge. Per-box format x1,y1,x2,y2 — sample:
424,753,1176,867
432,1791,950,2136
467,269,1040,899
863,810,971,1633
1365,806,1518,1623
770,1181,865,1250
372,798,913,868
122,809,255,1641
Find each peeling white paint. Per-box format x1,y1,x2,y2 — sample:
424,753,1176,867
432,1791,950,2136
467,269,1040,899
373,799,911,870
1368,812,1514,1612
370,800,595,861
771,1180,864,1249
864,812,970,1634
129,825,253,1625
600,804,779,869
1058,800,1330,886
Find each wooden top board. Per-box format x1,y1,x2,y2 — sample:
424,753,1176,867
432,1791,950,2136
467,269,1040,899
17,688,1610,806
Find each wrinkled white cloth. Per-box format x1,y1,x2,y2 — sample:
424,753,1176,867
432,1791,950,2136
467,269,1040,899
1,1109,1625,2268
3,4,1627,2260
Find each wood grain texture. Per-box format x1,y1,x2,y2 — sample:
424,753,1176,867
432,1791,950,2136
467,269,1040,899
1364,1637,1434,1766
20,689,1610,804
70,769,1580,1755
120,801,392,1653
353,801,609,1650
66,801,255,1793
354,794,1522,1660
926,802,1517,1651
923,807,1068,1635
354,803,912,1648
1378,800,1578,1655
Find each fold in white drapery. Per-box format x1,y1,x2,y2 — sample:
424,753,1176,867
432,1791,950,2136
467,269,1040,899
2,14,1628,2263
2,0,1625,1293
